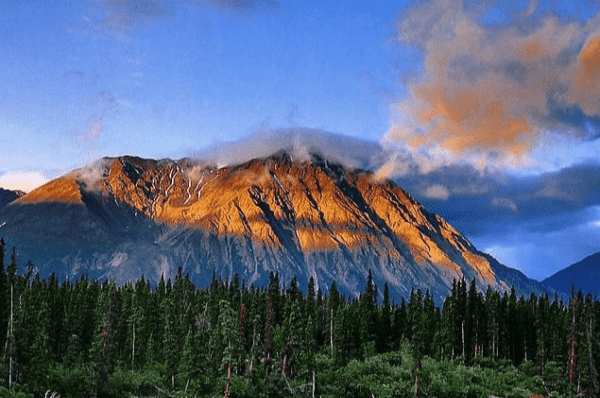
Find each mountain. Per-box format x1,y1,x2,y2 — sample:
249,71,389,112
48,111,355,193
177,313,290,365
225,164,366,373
0,152,551,302
542,251,600,296
0,188,24,210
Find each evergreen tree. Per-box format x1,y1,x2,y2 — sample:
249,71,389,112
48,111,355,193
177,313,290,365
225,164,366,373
485,286,500,359
581,293,599,396
567,287,581,386
283,297,301,378
392,297,407,350
326,280,340,355
178,327,196,392
218,300,239,398
14,278,50,395
359,269,377,357
507,287,521,364
91,281,120,395
0,239,6,365
466,279,480,359
377,282,392,353
421,289,437,358
409,288,424,397
264,295,274,370
6,247,16,287
409,289,424,367
333,305,353,366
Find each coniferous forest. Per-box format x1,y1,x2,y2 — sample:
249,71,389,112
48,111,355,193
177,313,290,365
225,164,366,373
0,239,599,398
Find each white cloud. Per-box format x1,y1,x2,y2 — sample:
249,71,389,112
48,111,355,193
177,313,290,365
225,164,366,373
491,197,518,212
423,184,450,200
0,171,49,193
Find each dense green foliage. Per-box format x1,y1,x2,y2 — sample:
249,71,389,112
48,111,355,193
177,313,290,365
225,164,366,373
0,240,599,397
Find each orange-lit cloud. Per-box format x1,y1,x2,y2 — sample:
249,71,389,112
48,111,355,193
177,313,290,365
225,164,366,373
571,34,600,115
384,0,600,174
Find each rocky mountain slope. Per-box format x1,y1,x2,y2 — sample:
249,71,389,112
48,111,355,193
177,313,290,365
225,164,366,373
0,188,23,210
0,152,551,302
542,251,600,296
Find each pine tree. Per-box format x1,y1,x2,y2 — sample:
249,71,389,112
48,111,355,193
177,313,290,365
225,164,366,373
326,280,340,355
6,247,16,287
567,286,581,387
162,294,179,389
359,269,377,357
466,279,479,359
91,281,120,394
536,293,550,368
178,328,196,392
377,282,392,353
15,278,50,394
130,278,150,371
4,284,14,389
507,287,521,364
0,239,6,355
305,276,316,347
392,297,407,350
582,293,599,396
485,286,500,359
248,314,263,374
283,298,301,378
409,289,423,397
303,315,316,372
333,306,352,366
422,289,437,358
264,295,274,370
218,300,239,398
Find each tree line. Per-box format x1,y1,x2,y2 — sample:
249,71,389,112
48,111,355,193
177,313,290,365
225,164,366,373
0,238,598,397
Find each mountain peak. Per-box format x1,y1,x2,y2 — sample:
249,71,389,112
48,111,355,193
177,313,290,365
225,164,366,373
0,153,552,302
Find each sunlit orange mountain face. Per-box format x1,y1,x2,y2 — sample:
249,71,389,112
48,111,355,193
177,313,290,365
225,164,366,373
0,151,550,302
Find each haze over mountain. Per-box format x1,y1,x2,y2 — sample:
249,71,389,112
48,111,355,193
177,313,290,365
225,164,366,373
0,151,552,303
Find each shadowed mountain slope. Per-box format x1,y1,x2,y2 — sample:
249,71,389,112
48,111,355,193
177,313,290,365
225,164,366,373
542,251,600,296
0,188,23,210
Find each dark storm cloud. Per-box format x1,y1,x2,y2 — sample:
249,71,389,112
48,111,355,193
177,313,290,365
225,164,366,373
397,161,600,237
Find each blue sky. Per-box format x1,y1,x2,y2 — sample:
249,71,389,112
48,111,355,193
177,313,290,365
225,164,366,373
0,0,403,173
1,0,600,280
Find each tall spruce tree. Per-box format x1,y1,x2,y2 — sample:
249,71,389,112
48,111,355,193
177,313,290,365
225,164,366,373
359,269,377,357
218,300,239,398
0,239,6,361
377,282,392,353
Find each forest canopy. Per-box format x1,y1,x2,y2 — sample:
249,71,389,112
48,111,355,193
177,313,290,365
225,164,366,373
0,239,597,398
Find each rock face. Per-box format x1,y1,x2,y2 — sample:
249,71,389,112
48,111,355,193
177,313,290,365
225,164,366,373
0,188,23,210
542,252,600,296
0,152,549,302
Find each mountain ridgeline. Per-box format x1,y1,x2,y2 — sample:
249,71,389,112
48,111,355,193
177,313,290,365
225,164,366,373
542,251,600,296
0,152,550,302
